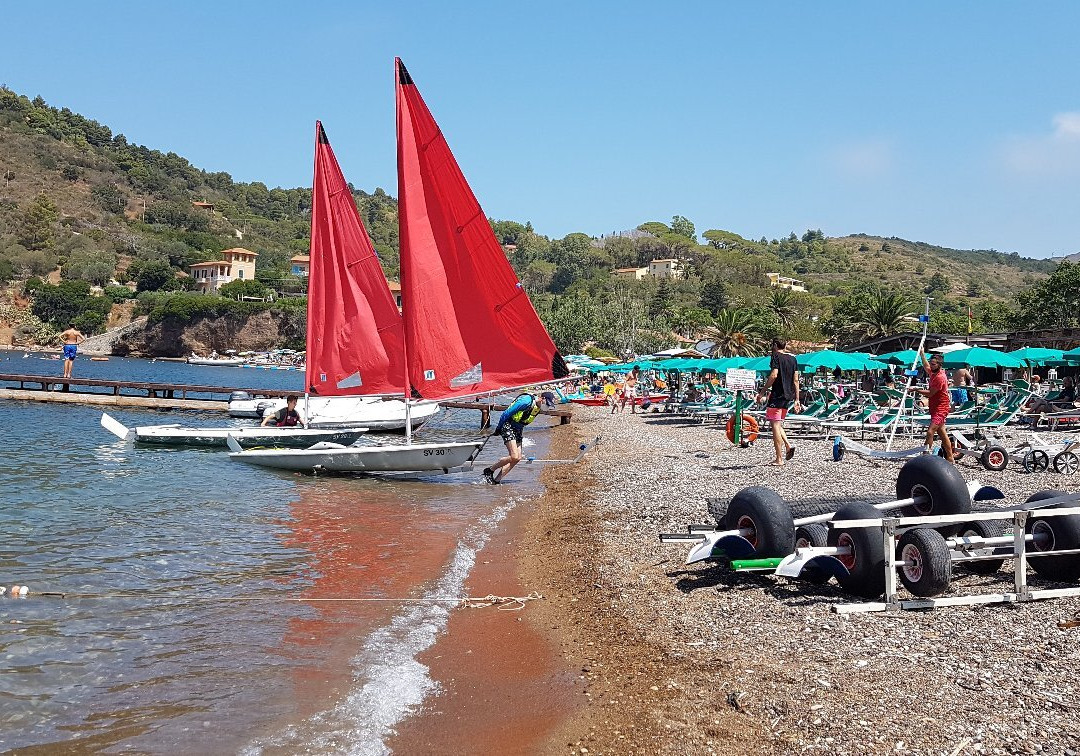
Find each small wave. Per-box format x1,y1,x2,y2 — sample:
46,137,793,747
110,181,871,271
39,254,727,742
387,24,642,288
243,499,518,755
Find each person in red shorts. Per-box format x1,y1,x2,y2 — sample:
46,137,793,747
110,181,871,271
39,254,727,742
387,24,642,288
757,338,802,466
917,349,954,461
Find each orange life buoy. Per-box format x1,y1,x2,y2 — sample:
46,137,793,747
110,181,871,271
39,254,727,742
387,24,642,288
726,414,759,445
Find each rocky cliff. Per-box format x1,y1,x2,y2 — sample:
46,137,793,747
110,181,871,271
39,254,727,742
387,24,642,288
112,309,304,357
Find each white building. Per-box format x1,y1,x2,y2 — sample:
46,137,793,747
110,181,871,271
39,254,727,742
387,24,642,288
189,248,259,292
767,272,806,292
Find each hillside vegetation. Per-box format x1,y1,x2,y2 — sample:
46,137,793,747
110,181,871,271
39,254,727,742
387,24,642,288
0,86,1073,355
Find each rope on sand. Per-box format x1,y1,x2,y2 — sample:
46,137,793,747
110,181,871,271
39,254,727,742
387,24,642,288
2,589,545,609
459,591,543,611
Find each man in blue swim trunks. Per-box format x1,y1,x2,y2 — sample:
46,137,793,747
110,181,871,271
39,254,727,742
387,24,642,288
59,324,85,379
482,393,540,484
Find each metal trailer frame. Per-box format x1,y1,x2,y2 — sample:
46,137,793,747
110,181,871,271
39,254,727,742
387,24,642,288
819,497,1080,614
832,434,926,462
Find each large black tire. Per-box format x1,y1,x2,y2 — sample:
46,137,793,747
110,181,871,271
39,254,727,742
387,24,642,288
827,501,887,599
1025,490,1080,582
896,455,971,535
980,445,1009,472
724,487,795,559
897,528,952,597
958,519,1007,575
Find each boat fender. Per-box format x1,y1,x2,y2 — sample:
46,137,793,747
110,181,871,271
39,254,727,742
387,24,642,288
725,414,759,445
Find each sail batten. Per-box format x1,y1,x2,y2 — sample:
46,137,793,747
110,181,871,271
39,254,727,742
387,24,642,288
395,58,568,401
306,121,406,397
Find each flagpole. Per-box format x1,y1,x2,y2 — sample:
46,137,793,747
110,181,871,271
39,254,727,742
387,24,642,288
886,296,931,452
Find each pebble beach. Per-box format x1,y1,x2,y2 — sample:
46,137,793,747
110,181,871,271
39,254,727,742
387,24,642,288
530,407,1080,755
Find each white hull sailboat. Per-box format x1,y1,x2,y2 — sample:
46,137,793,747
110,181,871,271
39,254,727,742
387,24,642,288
227,62,567,475
227,436,482,472
187,355,245,366
226,394,439,430
101,412,368,448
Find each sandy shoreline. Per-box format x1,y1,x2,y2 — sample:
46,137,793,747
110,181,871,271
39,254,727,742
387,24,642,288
390,408,1080,754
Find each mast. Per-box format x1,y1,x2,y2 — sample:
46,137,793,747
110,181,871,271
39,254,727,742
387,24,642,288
885,296,931,452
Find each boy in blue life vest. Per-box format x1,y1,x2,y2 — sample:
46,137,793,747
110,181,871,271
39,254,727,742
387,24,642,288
483,393,541,484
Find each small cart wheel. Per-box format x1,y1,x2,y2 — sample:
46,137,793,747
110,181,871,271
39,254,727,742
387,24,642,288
958,519,1007,575
1053,451,1079,476
897,528,953,598
980,445,1009,472
1022,449,1050,473
794,523,831,584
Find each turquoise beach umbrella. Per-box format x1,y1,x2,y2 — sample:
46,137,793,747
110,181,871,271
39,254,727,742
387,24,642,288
1063,346,1080,363
879,349,920,366
941,347,1024,370
1008,347,1064,367
796,349,866,372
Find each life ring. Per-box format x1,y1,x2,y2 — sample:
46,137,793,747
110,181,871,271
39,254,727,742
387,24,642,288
726,414,759,445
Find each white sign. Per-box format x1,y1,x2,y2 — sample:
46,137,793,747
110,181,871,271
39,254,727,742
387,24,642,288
725,368,757,392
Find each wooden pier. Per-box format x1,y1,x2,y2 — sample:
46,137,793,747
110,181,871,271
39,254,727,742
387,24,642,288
441,400,572,426
0,373,299,411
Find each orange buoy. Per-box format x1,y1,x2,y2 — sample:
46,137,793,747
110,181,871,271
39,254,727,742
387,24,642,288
726,414,759,445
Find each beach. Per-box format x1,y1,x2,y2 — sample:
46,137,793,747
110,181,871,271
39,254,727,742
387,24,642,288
422,407,1080,755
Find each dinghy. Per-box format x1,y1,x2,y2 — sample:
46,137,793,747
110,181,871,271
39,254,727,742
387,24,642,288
229,61,568,474
101,412,368,448
187,354,245,366
227,394,439,430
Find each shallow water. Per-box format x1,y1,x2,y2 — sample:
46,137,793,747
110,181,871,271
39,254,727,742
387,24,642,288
0,353,546,753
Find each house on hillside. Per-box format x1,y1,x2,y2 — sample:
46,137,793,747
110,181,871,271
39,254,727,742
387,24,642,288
767,273,806,292
648,258,682,279
388,281,402,310
614,267,649,281
290,255,310,277
191,201,215,213
188,248,258,292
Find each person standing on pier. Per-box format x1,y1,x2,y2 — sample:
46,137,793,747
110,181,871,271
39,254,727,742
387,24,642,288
483,393,540,484
58,324,85,379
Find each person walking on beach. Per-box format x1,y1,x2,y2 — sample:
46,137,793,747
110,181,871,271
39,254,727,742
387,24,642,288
483,392,541,484
261,395,306,427
757,339,801,466
603,377,618,412
917,349,954,462
621,366,640,414
58,324,85,379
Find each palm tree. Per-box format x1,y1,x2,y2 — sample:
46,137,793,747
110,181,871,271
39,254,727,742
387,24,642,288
855,289,917,339
707,309,767,356
767,288,798,330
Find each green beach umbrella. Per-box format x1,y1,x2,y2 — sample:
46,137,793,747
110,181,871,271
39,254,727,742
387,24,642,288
1063,346,1080,363
879,349,920,366
1008,347,1065,366
796,349,866,372
941,346,1024,369
742,355,773,373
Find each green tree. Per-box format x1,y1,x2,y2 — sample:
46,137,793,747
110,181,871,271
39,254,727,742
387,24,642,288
699,277,728,316
19,193,59,250
669,306,713,340
1016,261,1080,329
136,260,176,292
767,288,798,330
521,259,557,294
670,215,696,241
855,289,917,340
64,243,117,286
925,272,950,295
706,309,766,356
218,279,269,300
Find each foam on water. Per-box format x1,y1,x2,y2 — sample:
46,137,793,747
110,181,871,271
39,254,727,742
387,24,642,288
244,498,519,755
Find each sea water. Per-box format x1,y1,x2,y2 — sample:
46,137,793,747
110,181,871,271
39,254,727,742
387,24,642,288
0,353,545,752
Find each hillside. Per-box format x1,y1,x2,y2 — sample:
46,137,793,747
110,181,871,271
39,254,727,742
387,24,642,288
0,86,1071,356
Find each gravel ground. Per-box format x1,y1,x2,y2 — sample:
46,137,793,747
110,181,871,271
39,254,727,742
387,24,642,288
574,407,1080,755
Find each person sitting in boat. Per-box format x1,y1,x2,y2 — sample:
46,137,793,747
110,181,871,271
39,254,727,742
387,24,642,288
261,396,306,427
482,393,540,484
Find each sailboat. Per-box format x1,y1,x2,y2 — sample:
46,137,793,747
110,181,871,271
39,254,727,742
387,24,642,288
227,121,439,432
229,59,568,474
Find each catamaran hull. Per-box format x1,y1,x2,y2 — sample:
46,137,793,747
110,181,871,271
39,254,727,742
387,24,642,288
229,441,483,473
227,396,439,431
133,428,367,448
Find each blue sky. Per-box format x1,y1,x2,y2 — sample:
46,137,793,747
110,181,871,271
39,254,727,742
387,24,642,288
3,2,1080,257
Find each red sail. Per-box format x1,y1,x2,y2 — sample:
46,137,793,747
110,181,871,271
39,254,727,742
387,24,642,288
395,59,567,400
306,122,406,396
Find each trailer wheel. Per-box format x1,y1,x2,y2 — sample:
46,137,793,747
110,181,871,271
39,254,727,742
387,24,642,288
827,501,887,599
795,523,829,549
896,455,971,535
724,487,795,558
1022,450,1050,473
980,445,1009,472
1025,491,1080,583
1053,451,1079,476
958,519,1007,575
897,528,952,597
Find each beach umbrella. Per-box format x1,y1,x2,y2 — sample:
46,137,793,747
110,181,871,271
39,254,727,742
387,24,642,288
1008,347,1065,367
1063,346,1080,363
796,349,866,373
932,342,973,354
941,346,1024,370
848,352,889,371
879,349,920,366
742,355,773,373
